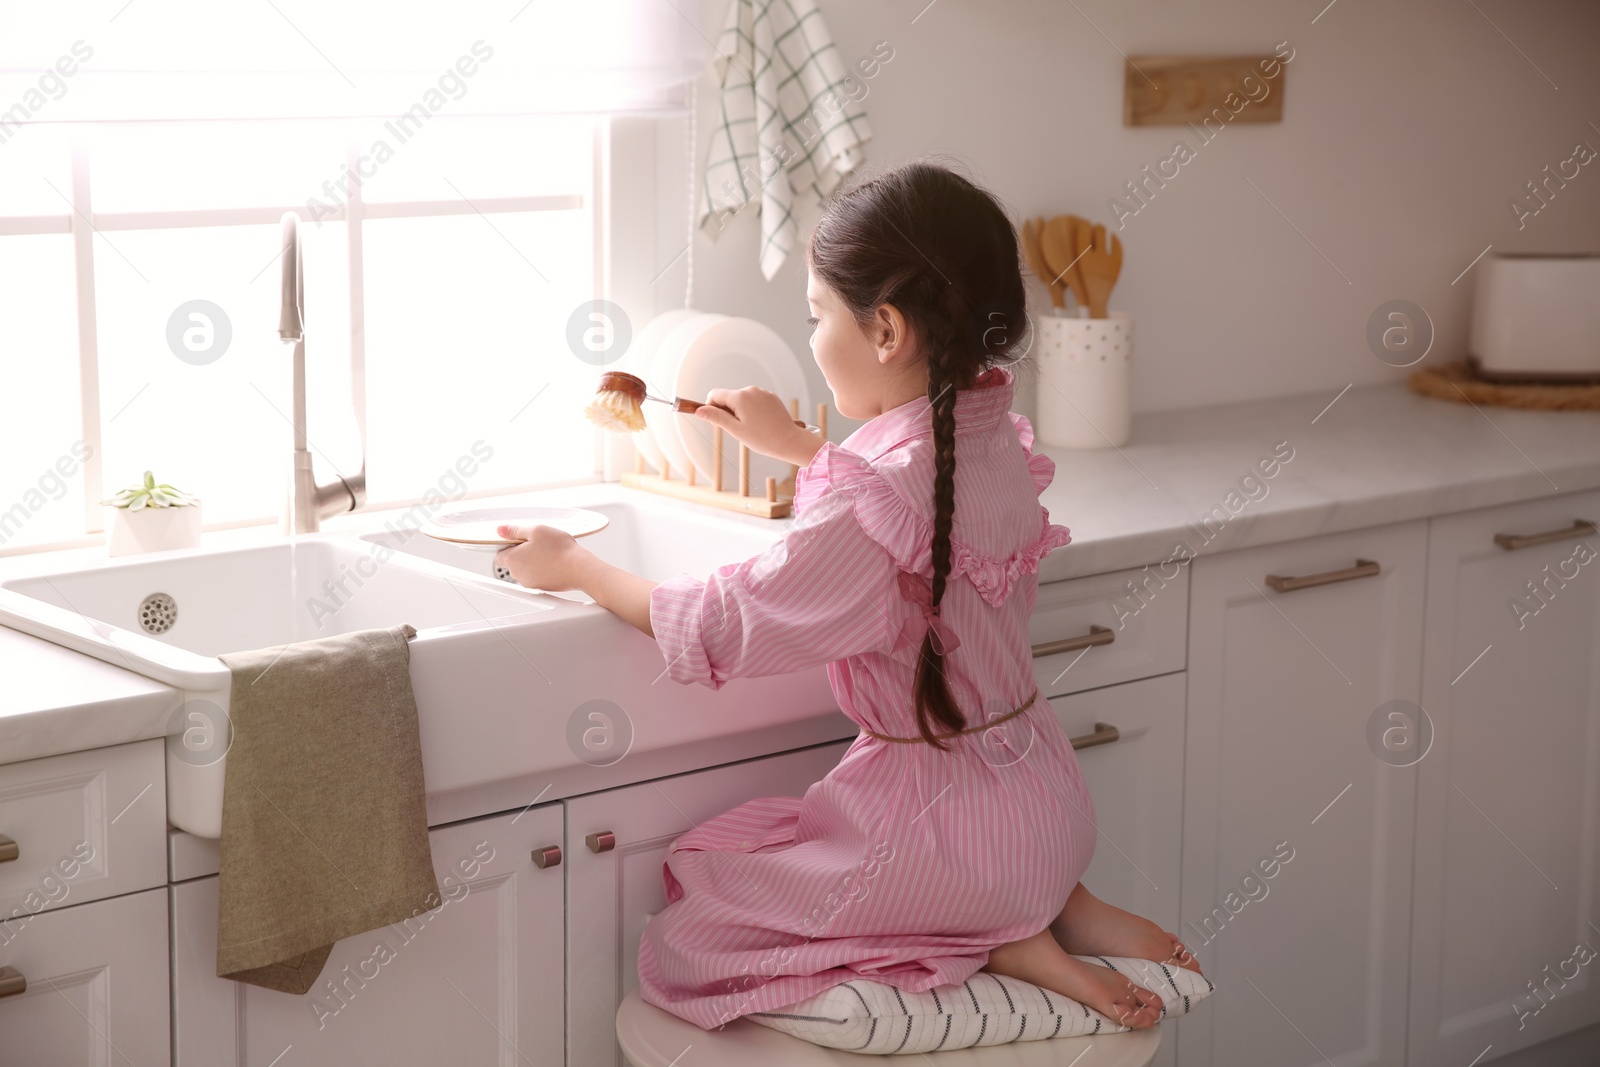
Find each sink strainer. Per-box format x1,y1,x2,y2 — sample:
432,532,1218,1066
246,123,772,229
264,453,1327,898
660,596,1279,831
138,592,178,634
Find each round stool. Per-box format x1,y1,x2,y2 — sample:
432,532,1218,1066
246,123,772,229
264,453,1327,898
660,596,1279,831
616,989,1162,1066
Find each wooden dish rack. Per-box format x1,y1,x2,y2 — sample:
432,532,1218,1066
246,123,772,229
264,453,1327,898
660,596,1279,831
620,399,828,519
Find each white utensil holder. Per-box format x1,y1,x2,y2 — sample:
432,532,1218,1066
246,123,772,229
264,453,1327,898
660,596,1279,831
1035,310,1132,449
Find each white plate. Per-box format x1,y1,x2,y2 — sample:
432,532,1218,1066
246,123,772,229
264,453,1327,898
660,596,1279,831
658,316,809,491
619,308,703,472
642,312,724,481
421,506,610,548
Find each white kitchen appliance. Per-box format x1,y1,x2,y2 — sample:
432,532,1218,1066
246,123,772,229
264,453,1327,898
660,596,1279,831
1469,253,1600,382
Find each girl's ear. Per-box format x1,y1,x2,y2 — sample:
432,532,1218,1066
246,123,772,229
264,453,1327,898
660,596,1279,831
873,303,910,366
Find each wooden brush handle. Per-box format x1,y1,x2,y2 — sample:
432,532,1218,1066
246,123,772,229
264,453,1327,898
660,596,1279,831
674,397,808,428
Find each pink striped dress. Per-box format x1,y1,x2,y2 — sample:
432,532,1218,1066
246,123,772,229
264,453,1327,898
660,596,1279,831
637,366,1095,1030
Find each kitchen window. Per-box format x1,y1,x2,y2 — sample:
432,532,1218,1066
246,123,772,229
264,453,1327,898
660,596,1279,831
0,116,601,553
0,2,704,555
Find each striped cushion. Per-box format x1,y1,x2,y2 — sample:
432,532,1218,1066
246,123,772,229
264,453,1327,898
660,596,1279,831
747,956,1214,1055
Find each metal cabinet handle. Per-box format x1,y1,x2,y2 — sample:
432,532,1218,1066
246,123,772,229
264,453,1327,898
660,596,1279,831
1070,722,1121,751
0,834,16,863
0,966,24,999
1031,625,1114,659
1264,558,1380,593
531,846,562,869
1493,519,1596,551
586,831,617,854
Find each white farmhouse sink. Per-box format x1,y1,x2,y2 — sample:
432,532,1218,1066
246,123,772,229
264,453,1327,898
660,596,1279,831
0,486,841,838
0,539,551,837
363,494,783,593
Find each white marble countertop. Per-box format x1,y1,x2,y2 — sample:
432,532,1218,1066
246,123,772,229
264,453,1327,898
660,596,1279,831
5,380,1599,767
1035,381,1600,582
0,623,181,765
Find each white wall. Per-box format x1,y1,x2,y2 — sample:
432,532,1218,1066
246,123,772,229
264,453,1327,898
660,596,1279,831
646,0,1600,430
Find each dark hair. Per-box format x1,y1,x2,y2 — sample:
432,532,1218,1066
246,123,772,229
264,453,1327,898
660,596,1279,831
807,161,1028,750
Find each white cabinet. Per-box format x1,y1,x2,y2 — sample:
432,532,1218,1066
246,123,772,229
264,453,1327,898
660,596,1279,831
1179,520,1428,1067
24,488,1600,1067
565,740,853,1067
1408,490,1600,1066
172,803,566,1067
1029,563,1188,698
0,739,167,922
0,885,170,1066
1048,671,1185,1067
1048,672,1185,936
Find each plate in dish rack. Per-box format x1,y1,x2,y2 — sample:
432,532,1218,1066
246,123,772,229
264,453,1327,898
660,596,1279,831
421,506,609,548
657,316,808,490
642,311,725,481
619,307,704,472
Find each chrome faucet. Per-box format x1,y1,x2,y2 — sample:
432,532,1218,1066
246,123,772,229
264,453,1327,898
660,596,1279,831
279,212,366,534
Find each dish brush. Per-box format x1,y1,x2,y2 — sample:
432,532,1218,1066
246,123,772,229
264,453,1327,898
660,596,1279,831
584,371,813,433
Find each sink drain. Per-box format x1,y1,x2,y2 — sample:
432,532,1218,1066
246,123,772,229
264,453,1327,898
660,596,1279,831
138,592,178,634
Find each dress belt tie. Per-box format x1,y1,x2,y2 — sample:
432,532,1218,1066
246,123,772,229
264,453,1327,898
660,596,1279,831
860,689,1039,744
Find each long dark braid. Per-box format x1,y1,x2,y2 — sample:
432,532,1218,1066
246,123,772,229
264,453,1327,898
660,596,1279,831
808,162,1028,751
916,318,965,747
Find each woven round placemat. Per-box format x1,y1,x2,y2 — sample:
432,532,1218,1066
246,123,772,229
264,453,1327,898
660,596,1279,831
1408,360,1600,410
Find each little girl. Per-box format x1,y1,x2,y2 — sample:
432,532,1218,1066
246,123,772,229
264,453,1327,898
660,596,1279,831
496,162,1200,1032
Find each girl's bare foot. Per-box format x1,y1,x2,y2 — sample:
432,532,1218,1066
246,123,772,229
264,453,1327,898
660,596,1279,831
983,928,1163,1030
1050,883,1203,974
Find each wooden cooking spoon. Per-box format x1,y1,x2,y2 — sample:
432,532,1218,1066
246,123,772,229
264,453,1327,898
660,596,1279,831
1078,222,1124,319
1040,215,1089,314
1020,216,1065,311
1066,215,1098,313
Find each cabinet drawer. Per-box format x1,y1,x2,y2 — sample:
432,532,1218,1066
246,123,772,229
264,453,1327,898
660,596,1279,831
0,885,171,1066
1030,563,1187,697
0,740,166,923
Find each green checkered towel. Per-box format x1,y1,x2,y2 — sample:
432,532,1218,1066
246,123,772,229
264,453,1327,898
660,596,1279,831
700,0,872,280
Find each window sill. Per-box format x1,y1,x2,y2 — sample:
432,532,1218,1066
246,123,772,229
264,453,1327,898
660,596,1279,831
0,474,607,579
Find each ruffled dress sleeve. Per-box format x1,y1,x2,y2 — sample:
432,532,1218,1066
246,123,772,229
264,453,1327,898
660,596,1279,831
796,435,1071,609
1009,411,1062,494
648,447,902,690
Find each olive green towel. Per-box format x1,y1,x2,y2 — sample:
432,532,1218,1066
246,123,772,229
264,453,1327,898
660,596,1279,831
216,623,441,994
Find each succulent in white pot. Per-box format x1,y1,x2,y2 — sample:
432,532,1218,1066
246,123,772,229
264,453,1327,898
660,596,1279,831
102,471,202,556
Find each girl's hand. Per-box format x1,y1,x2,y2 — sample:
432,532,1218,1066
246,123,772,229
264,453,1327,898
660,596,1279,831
494,524,659,635
494,524,585,590
695,387,822,468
